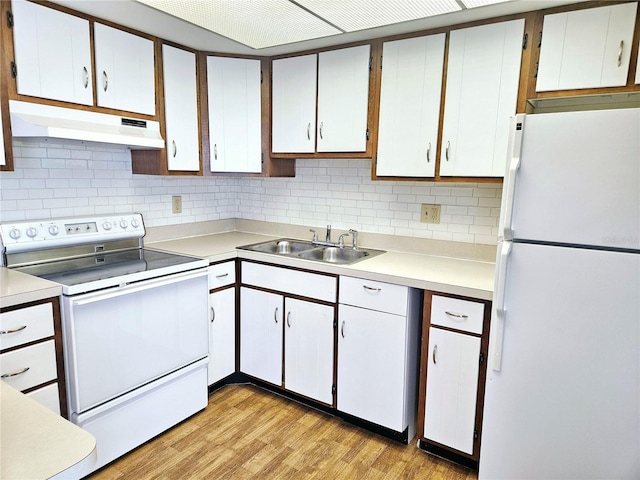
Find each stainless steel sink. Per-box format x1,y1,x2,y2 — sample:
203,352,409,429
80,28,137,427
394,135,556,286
238,238,384,265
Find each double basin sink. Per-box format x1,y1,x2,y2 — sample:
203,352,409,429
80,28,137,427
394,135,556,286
238,238,384,265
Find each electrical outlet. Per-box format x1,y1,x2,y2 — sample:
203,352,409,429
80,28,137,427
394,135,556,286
420,204,441,224
172,195,182,214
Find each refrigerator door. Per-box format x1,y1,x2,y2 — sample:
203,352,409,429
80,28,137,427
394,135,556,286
481,242,640,479
503,108,640,250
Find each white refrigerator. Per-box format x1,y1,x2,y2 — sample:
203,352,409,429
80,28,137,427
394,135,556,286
479,108,640,479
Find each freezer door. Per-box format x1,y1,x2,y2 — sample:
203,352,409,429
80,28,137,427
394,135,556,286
481,242,639,479
503,108,640,250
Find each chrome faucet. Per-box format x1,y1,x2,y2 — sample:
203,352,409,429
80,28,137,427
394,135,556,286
338,232,350,248
325,224,332,242
349,229,358,250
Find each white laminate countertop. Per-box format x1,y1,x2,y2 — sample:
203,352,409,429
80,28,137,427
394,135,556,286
149,232,496,300
0,268,62,309
0,382,96,479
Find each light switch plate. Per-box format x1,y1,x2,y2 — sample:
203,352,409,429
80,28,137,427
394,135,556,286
420,204,441,224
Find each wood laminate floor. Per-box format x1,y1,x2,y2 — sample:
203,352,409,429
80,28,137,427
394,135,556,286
89,384,478,479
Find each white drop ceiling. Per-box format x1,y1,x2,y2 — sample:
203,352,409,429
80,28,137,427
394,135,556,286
50,0,584,55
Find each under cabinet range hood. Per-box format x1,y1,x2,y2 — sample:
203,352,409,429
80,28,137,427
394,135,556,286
9,100,164,149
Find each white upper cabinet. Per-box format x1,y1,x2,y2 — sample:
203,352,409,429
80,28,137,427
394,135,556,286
376,34,445,177
440,19,524,178
94,23,156,116
162,45,199,172
0,104,5,167
272,45,371,154
537,3,638,91
207,56,262,173
11,0,93,106
317,44,371,152
272,54,317,153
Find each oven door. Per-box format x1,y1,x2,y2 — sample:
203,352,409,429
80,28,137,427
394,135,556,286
62,268,209,414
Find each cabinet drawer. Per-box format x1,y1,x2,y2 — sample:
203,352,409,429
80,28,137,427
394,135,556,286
209,262,236,289
242,262,336,302
339,276,408,316
0,340,57,392
0,303,54,351
430,295,484,334
26,383,61,415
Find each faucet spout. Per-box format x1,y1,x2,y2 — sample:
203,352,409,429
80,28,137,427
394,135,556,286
325,224,332,242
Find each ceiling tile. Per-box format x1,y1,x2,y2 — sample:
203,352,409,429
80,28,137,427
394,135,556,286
296,0,463,32
135,0,342,49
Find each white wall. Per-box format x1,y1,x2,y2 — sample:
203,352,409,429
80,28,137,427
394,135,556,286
0,139,502,245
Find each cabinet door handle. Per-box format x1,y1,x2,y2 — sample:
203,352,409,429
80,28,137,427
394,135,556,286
432,345,438,365
83,66,89,89
307,123,311,140
214,144,218,160
286,312,291,328
102,71,109,92
341,320,345,338
172,140,177,158
319,122,324,140
618,40,624,67
211,306,215,323
274,307,279,323
363,285,381,292
0,325,27,335
445,311,469,319
215,273,229,279
1,366,30,378
445,141,450,161
427,142,431,163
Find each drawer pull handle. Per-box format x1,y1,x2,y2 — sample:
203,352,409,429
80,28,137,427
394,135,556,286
432,344,438,364
1,367,30,378
215,273,229,279
341,321,345,338
211,307,215,323
274,307,279,323
362,285,381,292
0,325,27,335
445,311,468,319
286,312,291,328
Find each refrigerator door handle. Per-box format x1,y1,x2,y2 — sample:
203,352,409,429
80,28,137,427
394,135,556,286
502,115,525,240
492,241,512,372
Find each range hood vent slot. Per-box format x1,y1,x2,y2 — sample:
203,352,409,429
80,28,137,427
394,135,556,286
9,100,164,149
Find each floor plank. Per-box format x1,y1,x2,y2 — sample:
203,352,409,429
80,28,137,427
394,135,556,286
89,384,478,480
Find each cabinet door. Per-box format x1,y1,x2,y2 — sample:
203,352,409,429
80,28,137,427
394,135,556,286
208,287,236,385
0,101,4,167
317,45,370,152
284,298,334,404
376,34,445,177
240,287,282,385
636,37,640,85
162,45,200,172
94,23,156,115
12,0,92,105
440,19,524,178
272,54,317,153
423,327,480,455
207,56,262,173
337,304,406,431
537,3,638,91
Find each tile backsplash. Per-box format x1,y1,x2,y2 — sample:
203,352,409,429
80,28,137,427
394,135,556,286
0,139,502,245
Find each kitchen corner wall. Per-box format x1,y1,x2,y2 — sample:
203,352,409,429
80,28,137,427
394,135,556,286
0,139,502,245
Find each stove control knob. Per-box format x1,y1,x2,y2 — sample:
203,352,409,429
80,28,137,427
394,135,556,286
9,228,21,240
102,221,112,231
120,219,129,229
131,218,140,228
26,227,38,238
48,225,60,236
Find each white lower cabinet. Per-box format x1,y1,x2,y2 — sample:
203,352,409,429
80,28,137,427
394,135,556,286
240,287,283,386
419,292,491,464
337,276,421,440
284,298,334,405
208,262,237,385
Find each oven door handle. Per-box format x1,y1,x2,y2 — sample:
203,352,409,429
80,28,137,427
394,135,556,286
71,268,208,306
